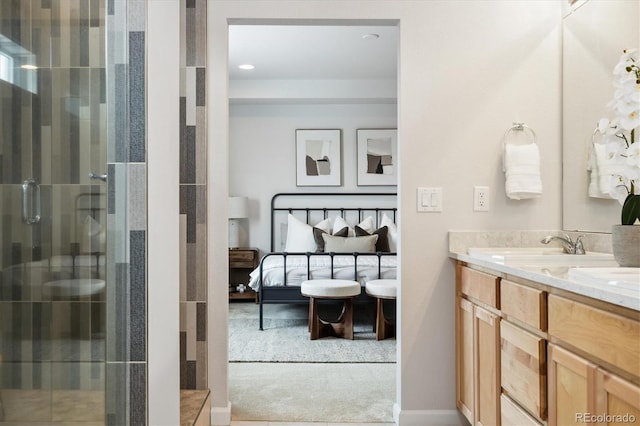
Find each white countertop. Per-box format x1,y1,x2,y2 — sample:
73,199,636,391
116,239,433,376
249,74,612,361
450,251,640,312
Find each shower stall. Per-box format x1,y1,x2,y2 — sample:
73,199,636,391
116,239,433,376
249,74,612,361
0,0,147,424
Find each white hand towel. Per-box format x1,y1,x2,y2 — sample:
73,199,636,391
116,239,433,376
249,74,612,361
593,143,624,195
587,144,614,199
504,143,542,200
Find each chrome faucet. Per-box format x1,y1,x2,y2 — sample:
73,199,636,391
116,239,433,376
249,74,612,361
541,233,585,255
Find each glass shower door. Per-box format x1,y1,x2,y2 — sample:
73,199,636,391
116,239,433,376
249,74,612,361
0,1,109,423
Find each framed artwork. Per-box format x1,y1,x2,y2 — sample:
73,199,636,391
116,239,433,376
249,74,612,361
357,128,398,186
296,129,342,186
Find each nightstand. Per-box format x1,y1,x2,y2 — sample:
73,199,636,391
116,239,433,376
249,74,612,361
229,248,259,302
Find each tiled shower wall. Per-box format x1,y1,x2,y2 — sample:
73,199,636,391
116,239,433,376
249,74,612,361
105,0,147,424
0,0,148,424
0,0,110,423
179,0,208,390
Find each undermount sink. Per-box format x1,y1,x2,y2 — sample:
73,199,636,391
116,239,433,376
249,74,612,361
568,267,640,292
467,247,616,266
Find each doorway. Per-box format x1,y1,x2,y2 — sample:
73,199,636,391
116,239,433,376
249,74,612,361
227,22,399,423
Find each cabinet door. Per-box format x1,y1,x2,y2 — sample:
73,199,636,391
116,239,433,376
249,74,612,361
501,394,542,426
595,368,640,424
475,305,501,426
456,296,474,423
500,320,546,420
548,343,596,426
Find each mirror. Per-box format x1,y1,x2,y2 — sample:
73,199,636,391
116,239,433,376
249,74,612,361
562,0,640,232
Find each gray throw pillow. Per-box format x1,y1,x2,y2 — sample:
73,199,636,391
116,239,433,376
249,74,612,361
321,234,379,253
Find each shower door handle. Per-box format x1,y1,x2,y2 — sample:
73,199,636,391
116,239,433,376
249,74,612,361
22,179,41,225
89,172,107,182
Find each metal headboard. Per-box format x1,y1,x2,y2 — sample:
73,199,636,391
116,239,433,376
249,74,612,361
270,192,397,252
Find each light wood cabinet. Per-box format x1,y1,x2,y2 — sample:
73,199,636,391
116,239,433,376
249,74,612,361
548,343,594,426
455,261,640,426
501,394,542,426
595,368,640,424
456,297,474,423
548,343,640,426
500,320,546,420
475,305,501,426
456,265,501,425
500,279,546,331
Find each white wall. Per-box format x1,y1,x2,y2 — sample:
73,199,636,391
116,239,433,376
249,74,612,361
148,0,181,424
210,2,562,425
229,102,397,251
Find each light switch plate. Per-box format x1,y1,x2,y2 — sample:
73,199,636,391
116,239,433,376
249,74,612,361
417,187,443,212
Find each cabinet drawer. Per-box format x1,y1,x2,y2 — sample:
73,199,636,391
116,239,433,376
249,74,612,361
459,266,499,308
229,250,257,268
501,394,542,426
501,320,547,420
548,295,640,378
501,279,546,331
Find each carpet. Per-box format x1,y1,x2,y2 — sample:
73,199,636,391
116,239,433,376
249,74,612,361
229,302,396,363
229,362,396,423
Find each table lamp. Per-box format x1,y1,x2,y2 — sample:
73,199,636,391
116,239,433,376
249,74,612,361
228,196,249,248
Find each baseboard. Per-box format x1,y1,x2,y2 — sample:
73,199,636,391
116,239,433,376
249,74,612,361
210,401,231,426
393,404,464,426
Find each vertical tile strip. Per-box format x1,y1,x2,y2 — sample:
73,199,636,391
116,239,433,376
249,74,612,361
128,31,145,162
129,230,146,362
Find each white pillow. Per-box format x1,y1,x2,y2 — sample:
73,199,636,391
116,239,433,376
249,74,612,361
284,215,331,252
322,234,379,253
357,216,375,234
380,213,398,252
332,216,375,236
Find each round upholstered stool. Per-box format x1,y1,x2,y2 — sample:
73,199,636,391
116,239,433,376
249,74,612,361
365,279,397,340
301,279,361,340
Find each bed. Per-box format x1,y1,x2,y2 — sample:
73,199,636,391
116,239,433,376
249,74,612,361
248,192,397,330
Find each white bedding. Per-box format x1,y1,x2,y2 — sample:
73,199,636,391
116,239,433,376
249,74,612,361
248,253,397,290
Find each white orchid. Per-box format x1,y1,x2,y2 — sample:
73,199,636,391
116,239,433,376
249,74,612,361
598,49,640,224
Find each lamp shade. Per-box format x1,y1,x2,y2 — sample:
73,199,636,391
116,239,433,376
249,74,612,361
228,196,249,219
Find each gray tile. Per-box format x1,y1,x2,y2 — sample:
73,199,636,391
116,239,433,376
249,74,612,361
79,0,90,66
181,126,196,184
105,362,126,425
180,185,196,243
129,230,146,362
128,31,145,162
129,362,146,425
127,0,145,32
185,7,195,66
127,163,146,231
114,63,127,162
196,302,206,341
196,67,206,106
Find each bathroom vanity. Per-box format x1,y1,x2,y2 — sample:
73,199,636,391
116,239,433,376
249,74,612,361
450,244,640,426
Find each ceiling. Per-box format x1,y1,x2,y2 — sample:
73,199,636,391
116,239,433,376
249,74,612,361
228,25,399,81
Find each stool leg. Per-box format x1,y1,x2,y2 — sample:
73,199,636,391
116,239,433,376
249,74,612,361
309,297,320,340
342,298,354,340
375,298,396,340
375,298,385,340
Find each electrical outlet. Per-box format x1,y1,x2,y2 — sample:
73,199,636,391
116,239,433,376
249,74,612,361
474,186,490,212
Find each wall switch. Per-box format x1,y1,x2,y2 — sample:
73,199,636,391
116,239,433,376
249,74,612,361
417,187,443,212
474,186,490,212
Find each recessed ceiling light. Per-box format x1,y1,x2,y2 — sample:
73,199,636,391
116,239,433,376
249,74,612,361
362,34,380,40
21,64,38,70
238,64,255,70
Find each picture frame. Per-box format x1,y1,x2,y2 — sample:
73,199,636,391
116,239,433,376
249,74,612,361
296,129,342,186
357,128,398,186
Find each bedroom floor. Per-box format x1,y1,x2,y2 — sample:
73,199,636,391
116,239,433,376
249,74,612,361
229,302,396,424
231,422,395,425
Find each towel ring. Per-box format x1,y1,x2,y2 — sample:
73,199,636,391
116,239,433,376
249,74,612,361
502,122,537,171
502,122,537,146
